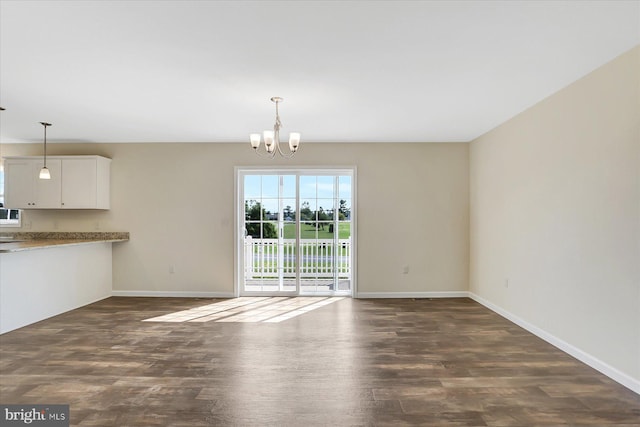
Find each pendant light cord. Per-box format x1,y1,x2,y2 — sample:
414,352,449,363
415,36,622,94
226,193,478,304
43,124,47,167
40,122,51,169
40,122,52,167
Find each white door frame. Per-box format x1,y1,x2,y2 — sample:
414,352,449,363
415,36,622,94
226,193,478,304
234,166,357,297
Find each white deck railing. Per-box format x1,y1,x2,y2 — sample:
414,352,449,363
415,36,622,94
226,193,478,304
244,237,351,280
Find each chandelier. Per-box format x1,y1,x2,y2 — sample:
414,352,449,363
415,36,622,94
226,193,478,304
250,97,300,158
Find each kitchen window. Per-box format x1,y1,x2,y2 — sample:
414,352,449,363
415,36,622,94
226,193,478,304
0,168,21,227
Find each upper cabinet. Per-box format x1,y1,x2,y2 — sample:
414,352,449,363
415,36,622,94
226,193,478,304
3,156,111,210
60,157,110,209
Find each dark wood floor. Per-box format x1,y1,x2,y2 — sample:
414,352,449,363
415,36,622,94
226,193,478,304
1,297,639,426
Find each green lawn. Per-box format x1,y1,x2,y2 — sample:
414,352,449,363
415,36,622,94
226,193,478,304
283,222,351,239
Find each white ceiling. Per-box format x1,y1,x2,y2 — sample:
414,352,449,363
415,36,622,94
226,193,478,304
0,0,638,144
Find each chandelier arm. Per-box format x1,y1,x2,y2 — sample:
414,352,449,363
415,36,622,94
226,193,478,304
253,148,277,158
275,143,296,158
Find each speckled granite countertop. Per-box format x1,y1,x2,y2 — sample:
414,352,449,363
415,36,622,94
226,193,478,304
0,232,129,253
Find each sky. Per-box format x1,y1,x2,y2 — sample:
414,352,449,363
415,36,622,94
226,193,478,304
244,174,352,216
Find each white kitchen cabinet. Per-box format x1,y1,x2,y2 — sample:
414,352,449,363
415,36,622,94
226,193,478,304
37,159,63,208
60,157,110,209
3,156,111,209
3,158,61,209
4,158,37,209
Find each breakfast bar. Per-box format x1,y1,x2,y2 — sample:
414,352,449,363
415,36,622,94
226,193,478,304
0,232,129,334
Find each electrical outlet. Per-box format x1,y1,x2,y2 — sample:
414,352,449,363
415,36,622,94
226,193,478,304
169,265,175,274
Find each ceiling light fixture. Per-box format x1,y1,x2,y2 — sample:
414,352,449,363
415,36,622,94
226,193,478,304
39,122,52,180
250,97,300,158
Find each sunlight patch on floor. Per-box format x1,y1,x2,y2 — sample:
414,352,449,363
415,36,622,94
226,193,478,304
143,297,345,323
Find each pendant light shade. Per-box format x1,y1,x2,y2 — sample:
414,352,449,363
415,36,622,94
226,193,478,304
39,166,50,180
39,122,52,180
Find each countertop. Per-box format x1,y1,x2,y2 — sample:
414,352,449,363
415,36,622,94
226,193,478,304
0,232,129,253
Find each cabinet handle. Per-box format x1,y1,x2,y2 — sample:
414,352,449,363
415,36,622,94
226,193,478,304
61,202,65,206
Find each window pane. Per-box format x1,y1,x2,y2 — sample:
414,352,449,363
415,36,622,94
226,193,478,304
338,222,351,239
317,199,333,221
316,221,333,237
244,221,262,238
261,175,279,198
300,222,318,240
244,199,261,219
282,175,296,198
299,199,316,221
337,183,351,220
283,222,296,239
262,221,278,239
261,198,279,219
339,175,352,200
245,199,264,220
316,176,334,198
282,199,296,221
299,176,316,198
244,175,261,198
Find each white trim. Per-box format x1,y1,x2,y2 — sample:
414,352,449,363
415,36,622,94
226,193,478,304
111,290,234,298
234,166,240,297
356,291,469,299
468,292,640,395
235,167,357,298
351,167,358,297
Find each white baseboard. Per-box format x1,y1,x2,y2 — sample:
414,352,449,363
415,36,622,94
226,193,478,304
468,292,640,395
111,290,235,298
356,291,468,299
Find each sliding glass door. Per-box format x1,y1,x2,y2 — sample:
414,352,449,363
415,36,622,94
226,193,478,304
237,169,354,296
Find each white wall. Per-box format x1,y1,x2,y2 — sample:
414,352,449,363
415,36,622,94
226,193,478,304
1,142,469,297
470,46,640,387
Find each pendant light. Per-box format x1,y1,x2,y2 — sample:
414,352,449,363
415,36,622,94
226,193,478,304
39,122,52,180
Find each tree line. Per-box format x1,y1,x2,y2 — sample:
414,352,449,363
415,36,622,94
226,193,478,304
244,200,350,238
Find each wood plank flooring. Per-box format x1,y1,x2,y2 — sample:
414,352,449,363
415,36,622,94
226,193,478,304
1,297,639,426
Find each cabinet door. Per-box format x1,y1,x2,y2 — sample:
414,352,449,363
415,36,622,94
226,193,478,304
61,158,97,208
4,159,36,208
34,159,62,208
